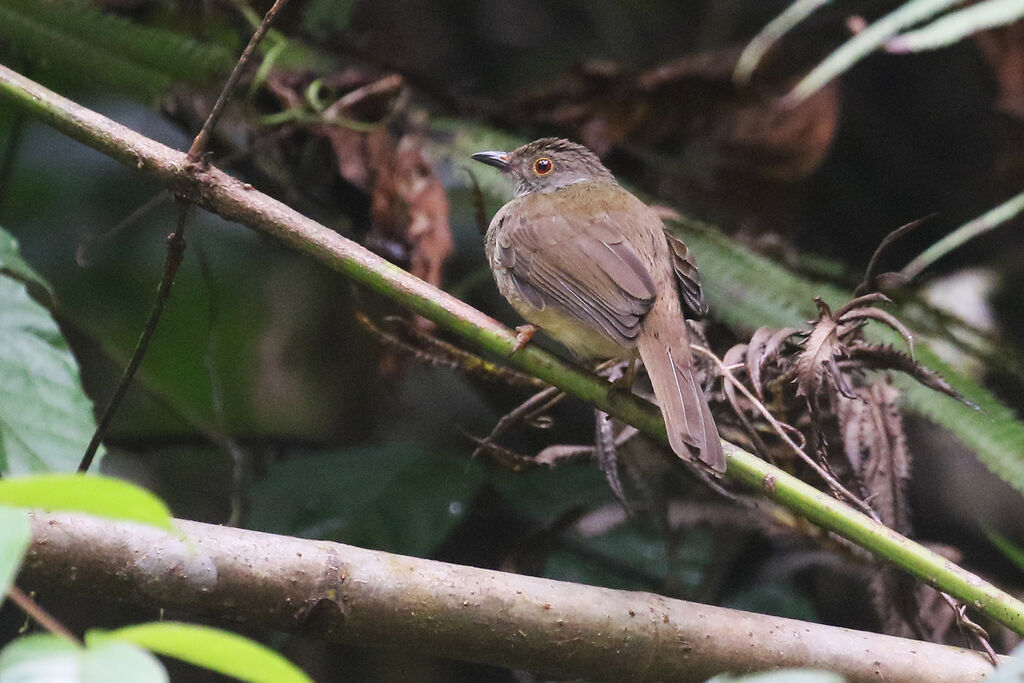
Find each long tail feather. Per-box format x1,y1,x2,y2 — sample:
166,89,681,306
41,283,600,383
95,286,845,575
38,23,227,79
637,324,725,473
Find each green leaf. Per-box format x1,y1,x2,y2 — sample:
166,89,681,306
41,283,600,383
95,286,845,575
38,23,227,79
984,527,1024,576
0,635,80,682
0,506,31,597
248,444,485,556
726,582,818,622
89,622,311,683
0,227,98,475
0,0,231,101
0,474,173,530
888,0,1024,53
0,634,167,683
81,640,167,683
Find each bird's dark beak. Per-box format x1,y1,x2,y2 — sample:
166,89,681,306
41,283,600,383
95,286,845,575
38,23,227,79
471,150,511,170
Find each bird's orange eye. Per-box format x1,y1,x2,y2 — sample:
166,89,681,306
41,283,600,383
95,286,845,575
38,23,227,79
533,157,553,175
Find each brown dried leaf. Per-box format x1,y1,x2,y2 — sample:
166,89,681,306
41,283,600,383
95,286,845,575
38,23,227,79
746,326,800,399
836,381,911,532
834,292,891,318
868,545,961,640
593,409,627,510
847,344,964,402
841,306,914,355
321,125,376,190
794,299,842,402
722,343,751,416
369,133,453,289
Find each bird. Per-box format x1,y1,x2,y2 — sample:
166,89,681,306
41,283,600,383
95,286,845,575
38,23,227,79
472,138,725,473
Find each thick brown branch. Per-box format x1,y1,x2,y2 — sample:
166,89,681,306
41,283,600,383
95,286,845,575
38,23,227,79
19,514,997,683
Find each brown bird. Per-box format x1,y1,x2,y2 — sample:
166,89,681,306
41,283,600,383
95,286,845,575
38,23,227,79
473,138,725,473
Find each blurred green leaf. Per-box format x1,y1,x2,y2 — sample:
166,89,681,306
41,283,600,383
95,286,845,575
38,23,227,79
302,0,357,38
490,462,611,523
89,622,311,683
0,0,231,100
0,474,173,530
80,640,167,683
0,635,80,683
0,227,98,475
492,463,713,591
248,444,486,556
888,0,1024,52
0,506,30,597
0,634,168,683
983,527,1024,576
545,525,712,593
726,581,818,622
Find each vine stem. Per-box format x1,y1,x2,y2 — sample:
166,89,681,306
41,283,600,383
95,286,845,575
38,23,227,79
78,216,187,473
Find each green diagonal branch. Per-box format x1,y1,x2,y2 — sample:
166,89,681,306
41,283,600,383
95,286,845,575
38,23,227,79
0,63,1021,635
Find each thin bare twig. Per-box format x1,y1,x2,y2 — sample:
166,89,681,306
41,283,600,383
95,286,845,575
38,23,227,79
471,385,565,460
187,0,291,161
75,192,170,267
940,593,999,666
79,211,189,472
79,1,290,472
355,313,544,387
8,586,80,645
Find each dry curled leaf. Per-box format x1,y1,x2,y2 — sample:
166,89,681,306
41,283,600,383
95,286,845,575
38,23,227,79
746,325,800,400
368,132,453,289
837,380,910,532
792,294,919,407
847,345,963,402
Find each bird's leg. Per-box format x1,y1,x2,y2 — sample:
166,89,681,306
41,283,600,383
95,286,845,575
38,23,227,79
512,324,538,353
609,355,638,393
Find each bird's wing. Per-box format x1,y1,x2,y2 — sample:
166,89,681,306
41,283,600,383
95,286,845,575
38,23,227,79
494,188,658,346
665,229,708,318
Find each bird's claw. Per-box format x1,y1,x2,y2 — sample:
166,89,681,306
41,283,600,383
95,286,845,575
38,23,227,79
512,324,538,353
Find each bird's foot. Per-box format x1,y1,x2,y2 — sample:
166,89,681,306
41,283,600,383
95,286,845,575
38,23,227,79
607,357,638,396
512,324,538,353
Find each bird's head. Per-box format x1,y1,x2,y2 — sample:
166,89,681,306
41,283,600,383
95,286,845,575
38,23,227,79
472,138,614,197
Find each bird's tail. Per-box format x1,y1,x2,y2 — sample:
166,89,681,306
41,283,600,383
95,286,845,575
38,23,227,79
636,312,725,474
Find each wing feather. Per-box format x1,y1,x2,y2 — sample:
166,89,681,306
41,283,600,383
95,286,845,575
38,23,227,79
502,200,658,347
